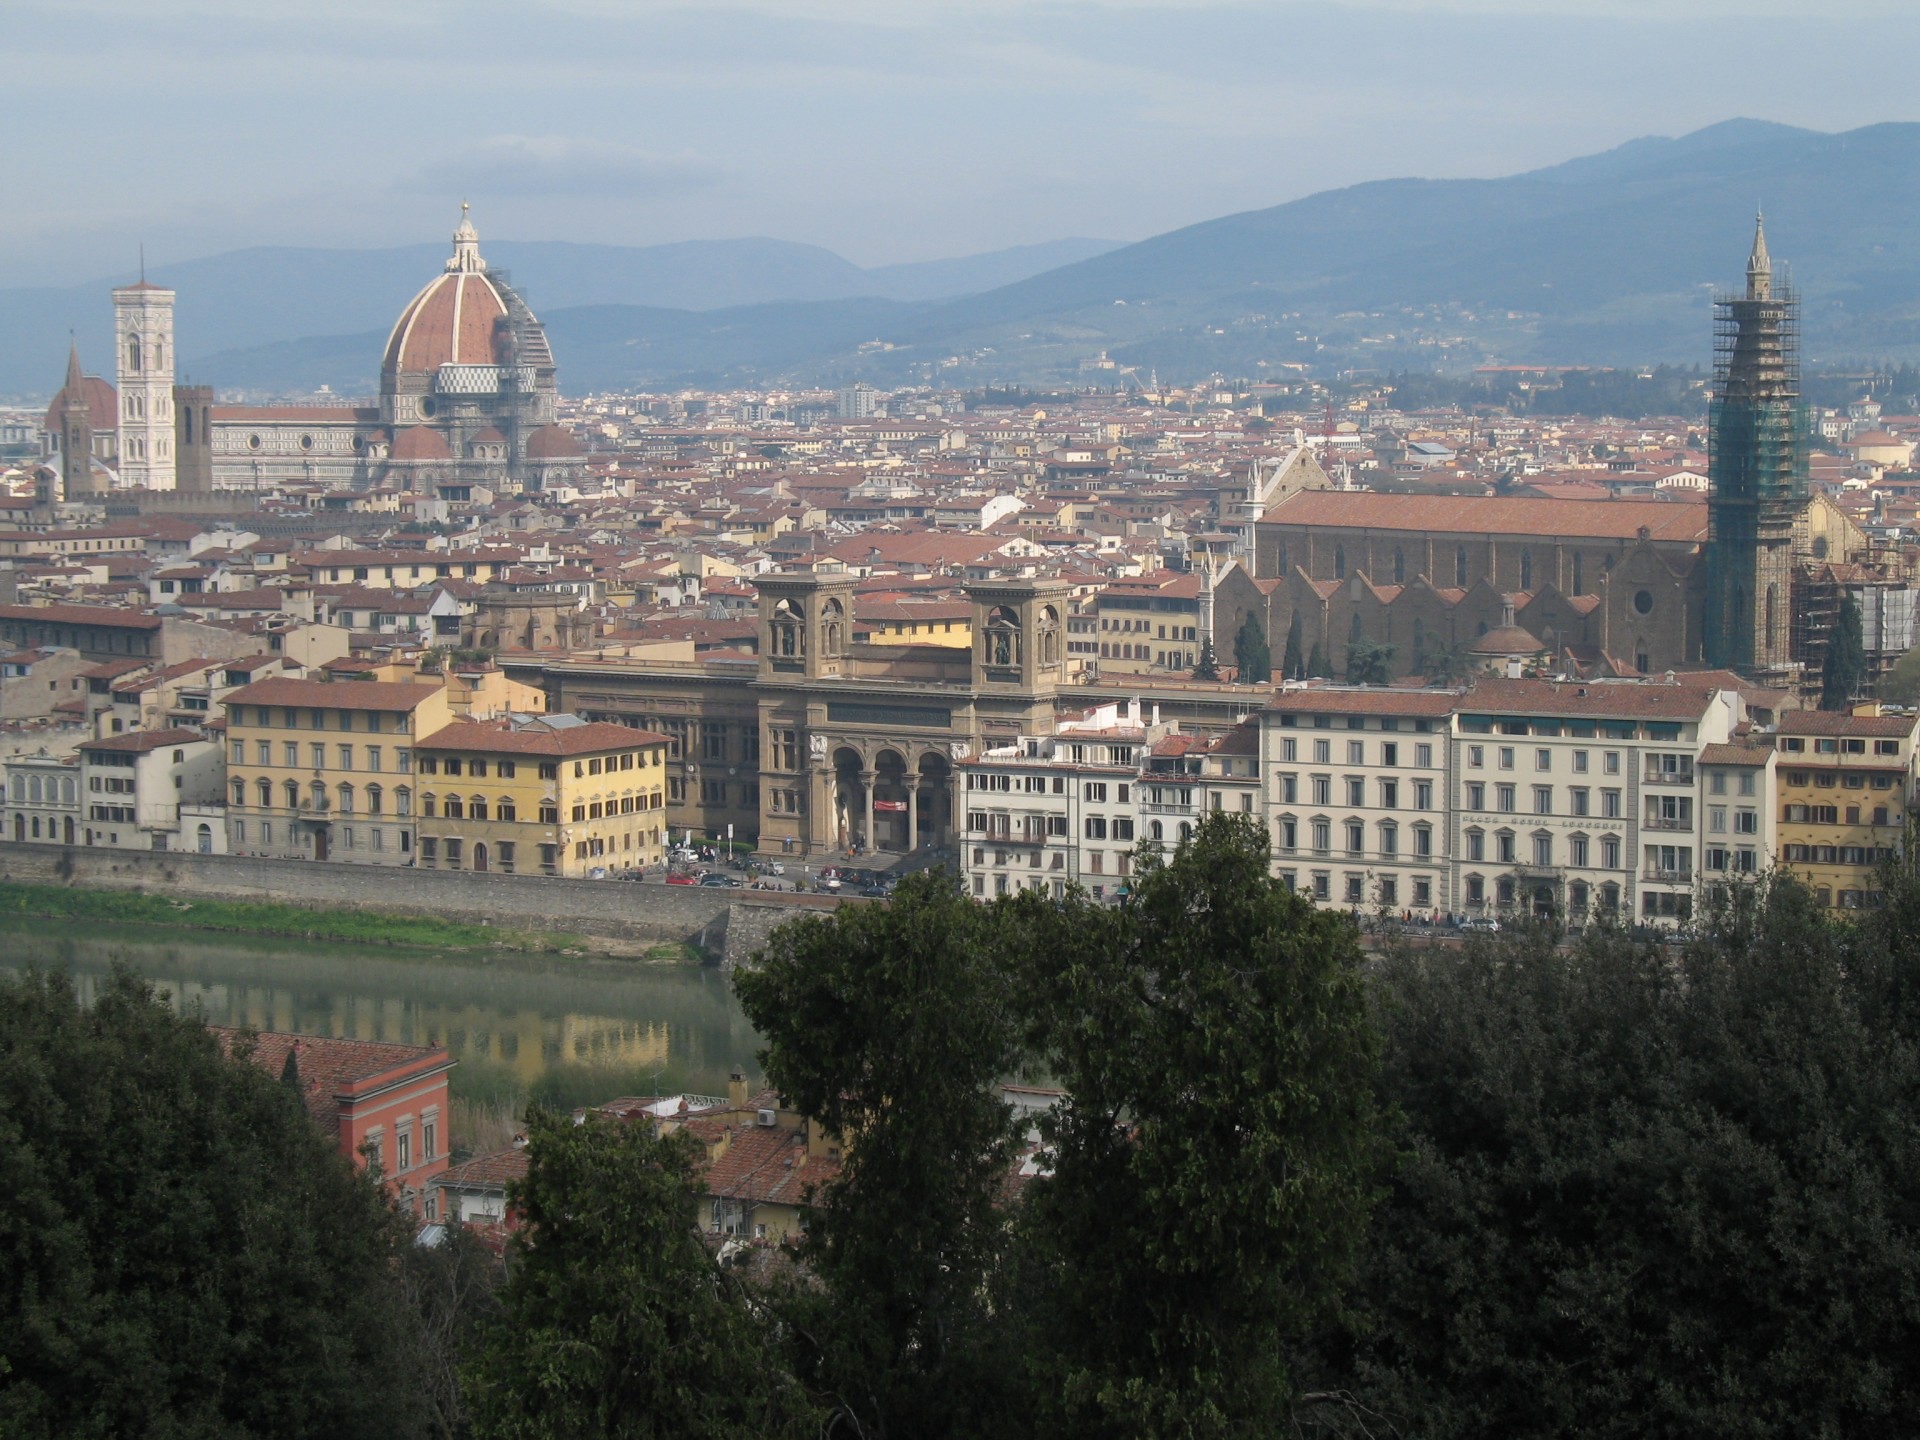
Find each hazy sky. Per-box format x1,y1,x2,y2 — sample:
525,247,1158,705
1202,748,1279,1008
11,0,1919,285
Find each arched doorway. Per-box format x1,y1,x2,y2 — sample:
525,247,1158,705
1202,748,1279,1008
197,823,213,854
1533,885,1555,920
11,815,21,843
914,751,953,849
872,750,910,852
62,816,74,845
832,747,866,850
474,842,490,873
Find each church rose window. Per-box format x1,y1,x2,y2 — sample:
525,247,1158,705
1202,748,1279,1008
1633,590,1654,616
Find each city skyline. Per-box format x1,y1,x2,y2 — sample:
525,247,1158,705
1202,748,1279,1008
12,0,1920,284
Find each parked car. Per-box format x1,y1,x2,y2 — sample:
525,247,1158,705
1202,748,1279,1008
858,883,891,898
1460,916,1501,933
665,872,698,886
699,873,741,888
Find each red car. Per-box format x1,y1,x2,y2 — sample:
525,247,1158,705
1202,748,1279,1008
665,871,698,886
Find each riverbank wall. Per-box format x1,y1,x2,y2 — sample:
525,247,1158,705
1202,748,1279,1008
0,843,838,965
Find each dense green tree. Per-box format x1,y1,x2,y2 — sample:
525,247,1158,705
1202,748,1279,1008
1233,611,1271,684
1282,612,1305,680
1346,637,1395,686
733,873,1027,1439
1821,593,1867,711
1008,815,1384,1438
1880,644,1920,703
0,967,424,1440
405,1222,504,1440
1332,877,1920,1438
1192,638,1221,681
1307,639,1332,679
464,1111,811,1440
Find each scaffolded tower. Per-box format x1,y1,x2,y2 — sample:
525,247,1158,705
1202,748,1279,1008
1704,213,1807,679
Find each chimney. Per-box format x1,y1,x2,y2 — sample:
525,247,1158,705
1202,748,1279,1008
728,1068,749,1111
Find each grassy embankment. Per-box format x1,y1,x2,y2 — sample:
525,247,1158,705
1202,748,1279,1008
0,880,592,955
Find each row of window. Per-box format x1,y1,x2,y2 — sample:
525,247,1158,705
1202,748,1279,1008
1782,803,1895,826
1783,770,1899,790
238,707,409,733
1277,774,1434,809
1778,736,1902,756
1464,781,1622,817
236,779,412,815
237,740,412,772
1276,738,1435,766
230,819,408,854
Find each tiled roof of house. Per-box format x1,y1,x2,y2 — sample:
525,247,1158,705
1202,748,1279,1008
224,676,444,711
212,1028,449,1130
416,715,670,756
1262,490,1708,544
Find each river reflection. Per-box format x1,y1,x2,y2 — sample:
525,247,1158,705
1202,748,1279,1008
5,922,764,1108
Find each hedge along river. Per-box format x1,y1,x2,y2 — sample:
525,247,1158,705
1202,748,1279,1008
5,920,765,1149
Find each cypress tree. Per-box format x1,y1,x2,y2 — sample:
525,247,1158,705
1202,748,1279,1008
1234,612,1272,684
1282,612,1304,680
1193,639,1221,682
1821,594,1866,711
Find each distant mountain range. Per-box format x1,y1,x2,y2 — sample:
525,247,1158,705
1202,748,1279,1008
0,237,1117,399
14,118,1920,400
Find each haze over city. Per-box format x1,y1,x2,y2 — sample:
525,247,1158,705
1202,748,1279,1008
12,4,1920,1439
14,0,1920,283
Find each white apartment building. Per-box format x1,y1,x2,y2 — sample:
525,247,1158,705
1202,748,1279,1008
957,701,1200,901
3,752,79,845
77,726,224,850
1446,678,1747,924
1697,737,1776,895
1262,687,1456,915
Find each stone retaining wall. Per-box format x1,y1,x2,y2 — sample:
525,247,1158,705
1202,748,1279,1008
0,843,842,963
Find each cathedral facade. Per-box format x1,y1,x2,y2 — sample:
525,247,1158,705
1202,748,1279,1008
41,211,585,500
210,209,585,495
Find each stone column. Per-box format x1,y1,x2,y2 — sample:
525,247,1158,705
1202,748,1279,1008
861,769,876,852
907,781,919,853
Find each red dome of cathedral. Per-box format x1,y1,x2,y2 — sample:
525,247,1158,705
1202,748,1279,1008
523,424,584,460
388,425,452,461
380,206,512,376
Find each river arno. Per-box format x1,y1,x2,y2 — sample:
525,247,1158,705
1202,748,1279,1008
4,921,765,1128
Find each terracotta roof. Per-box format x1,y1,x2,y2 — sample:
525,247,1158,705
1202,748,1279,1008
436,1147,530,1190
700,1122,840,1209
416,716,670,757
211,1028,449,1131
1267,686,1460,717
0,603,163,630
389,426,452,462
1262,490,1708,544
1461,676,1728,719
80,726,210,755
525,425,585,460
223,676,445,712
1777,710,1918,739
383,270,510,374
1699,741,1772,767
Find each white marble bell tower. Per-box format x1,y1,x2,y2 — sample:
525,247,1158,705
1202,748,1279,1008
113,274,176,490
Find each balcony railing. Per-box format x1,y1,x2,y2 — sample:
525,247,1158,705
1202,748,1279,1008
1644,816,1693,831
1643,768,1695,786
1644,866,1693,882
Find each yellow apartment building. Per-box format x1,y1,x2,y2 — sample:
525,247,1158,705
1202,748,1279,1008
412,715,670,877
1774,705,1920,910
222,676,453,864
